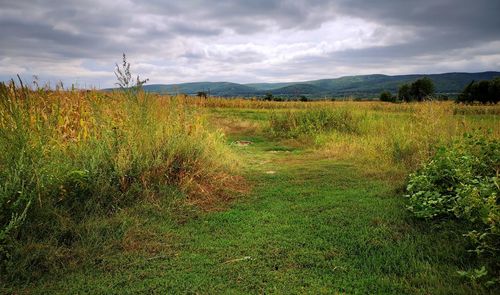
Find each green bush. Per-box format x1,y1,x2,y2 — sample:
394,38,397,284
263,93,274,101
268,108,361,138
406,132,500,284
379,91,396,102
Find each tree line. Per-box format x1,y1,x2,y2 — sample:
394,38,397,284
456,78,500,104
380,77,500,104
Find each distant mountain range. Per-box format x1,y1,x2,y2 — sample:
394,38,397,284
132,71,500,99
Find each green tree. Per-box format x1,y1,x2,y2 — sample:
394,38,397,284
196,91,208,99
457,81,475,103
488,77,500,104
263,92,274,101
458,78,500,104
476,80,490,104
398,84,411,102
409,77,435,101
379,91,395,102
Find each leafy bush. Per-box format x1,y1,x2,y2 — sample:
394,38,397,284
263,93,274,101
406,132,500,283
197,91,208,99
268,108,361,138
379,91,396,102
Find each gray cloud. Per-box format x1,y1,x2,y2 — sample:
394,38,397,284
0,0,499,87
336,0,500,37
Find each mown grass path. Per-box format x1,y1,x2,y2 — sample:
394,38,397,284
21,124,487,294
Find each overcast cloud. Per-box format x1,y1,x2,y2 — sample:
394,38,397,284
0,0,499,87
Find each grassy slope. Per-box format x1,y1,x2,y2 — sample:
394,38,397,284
7,108,494,294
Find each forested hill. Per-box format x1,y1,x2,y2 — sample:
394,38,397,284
138,71,500,98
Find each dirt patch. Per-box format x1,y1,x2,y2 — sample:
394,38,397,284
209,116,260,136
186,174,249,212
122,228,176,255
232,140,253,146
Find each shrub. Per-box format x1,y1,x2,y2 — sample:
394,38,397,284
406,132,500,283
197,91,208,99
379,91,396,102
263,93,274,101
268,108,361,138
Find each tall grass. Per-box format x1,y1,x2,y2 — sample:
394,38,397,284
0,81,238,279
320,102,500,176
268,108,362,138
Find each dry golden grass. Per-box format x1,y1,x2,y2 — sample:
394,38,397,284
317,101,500,180
0,86,243,279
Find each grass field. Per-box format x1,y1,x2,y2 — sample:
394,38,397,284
1,90,499,294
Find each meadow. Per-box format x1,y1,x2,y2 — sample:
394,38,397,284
1,84,499,294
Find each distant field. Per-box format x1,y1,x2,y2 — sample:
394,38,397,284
1,88,499,294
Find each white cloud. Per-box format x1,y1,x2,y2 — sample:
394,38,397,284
0,0,499,87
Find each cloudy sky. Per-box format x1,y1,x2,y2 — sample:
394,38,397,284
1,0,500,88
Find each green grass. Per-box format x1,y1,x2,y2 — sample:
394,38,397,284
5,125,494,294
2,98,499,294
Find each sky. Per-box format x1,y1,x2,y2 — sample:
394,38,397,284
1,0,500,88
